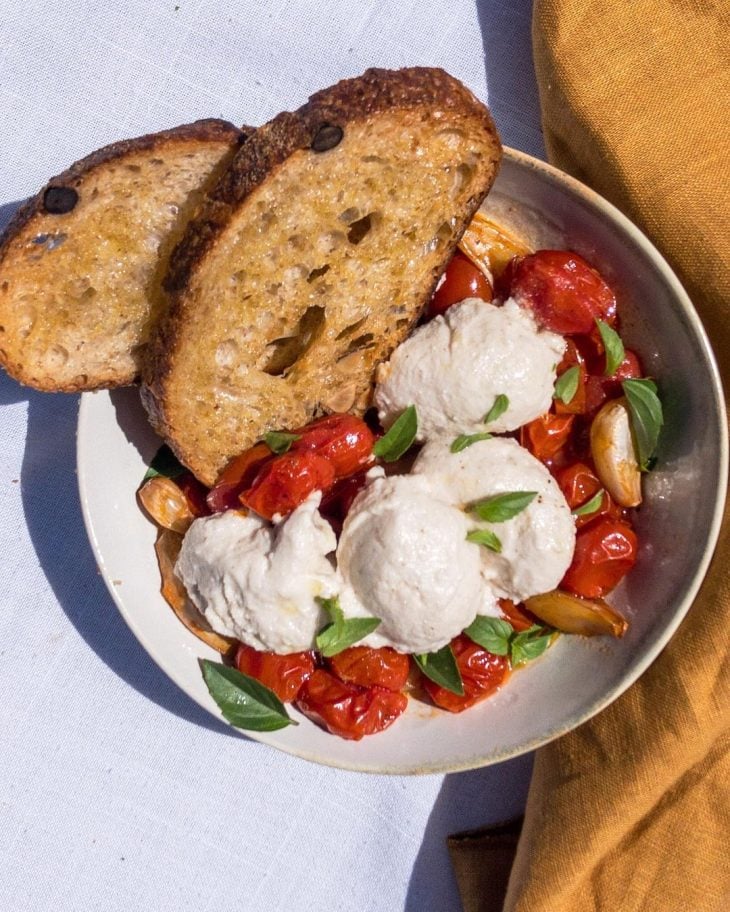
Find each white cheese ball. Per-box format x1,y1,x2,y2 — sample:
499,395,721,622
413,436,576,603
374,297,565,439
336,472,483,654
175,493,337,653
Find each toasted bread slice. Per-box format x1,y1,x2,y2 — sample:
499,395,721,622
143,68,502,485
0,120,248,391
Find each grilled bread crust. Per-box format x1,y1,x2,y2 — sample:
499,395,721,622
143,68,502,485
0,119,248,391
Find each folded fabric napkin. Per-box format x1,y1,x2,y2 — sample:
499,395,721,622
450,2,730,910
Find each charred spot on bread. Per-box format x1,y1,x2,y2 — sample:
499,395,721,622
43,186,79,214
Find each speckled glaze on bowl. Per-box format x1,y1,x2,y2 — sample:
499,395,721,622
77,148,727,774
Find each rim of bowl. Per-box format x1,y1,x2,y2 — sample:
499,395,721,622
77,146,728,775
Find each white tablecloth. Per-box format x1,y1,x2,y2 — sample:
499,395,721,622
0,2,544,909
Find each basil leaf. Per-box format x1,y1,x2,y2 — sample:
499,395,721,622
571,489,605,516
451,431,492,453
483,394,509,425
471,491,538,523
143,444,185,481
596,319,625,377
553,365,581,405
466,528,503,553
622,378,664,471
464,616,513,655
510,626,553,667
373,405,418,461
315,595,380,657
201,659,296,731
263,431,301,455
414,646,464,695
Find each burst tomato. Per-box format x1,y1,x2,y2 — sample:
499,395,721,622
555,462,622,528
423,635,509,713
428,251,493,318
584,349,644,413
328,646,410,692
319,469,369,534
291,414,374,478
296,669,408,740
177,471,211,517
207,443,273,513
235,643,315,703
240,451,336,520
561,517,638,598
507,250,617,334
498,598,537,632
554,339,588,415
521,413,575,463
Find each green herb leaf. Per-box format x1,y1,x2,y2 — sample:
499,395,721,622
315,595,381,657
263,430,301,455
373,405,418,462
571,489,605,517
483,394,509,425
553,365,581,405
596,319,625,377
451,431,492,453
464,616,513,655
466,529,503,553
510,626,553,667
471,491,538,523
414,646,464,695
622,378,664,471
143,444,185,481
200,659,296,731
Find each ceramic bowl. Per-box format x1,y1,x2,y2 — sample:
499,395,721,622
77,148,727,773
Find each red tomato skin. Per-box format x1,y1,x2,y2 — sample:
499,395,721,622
555,461,622,528
207,443,273,513
508,250,617,334
177,472,211,517
521,413,575,463
296,669,408,740
498,598,537,633
428,251,493,318
554,339,588,415
291,414,374,479
584,349,644,414
561,517,638,598
318,469,369,535
423,635,509,713
240,451,336,520
235,644,315,703
328,646,410,692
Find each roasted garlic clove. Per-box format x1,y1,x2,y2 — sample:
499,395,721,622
590,397,642,507
138,475,195,534
525,589,628,638
155,529,235,655
459,211,531,280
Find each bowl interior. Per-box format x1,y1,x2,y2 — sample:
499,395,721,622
77,149,727,774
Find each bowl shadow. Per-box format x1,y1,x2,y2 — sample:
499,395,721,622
6,368,237,738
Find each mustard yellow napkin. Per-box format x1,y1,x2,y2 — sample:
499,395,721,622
451,2,730,910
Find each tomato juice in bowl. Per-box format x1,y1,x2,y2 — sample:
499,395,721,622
78,148,728,772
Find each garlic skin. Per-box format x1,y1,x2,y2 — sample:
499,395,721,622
590,398,642,508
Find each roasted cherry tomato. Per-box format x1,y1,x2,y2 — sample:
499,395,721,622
561,517,638,598
207,443,273,513
177,471,211,517
498,598,537,633
423,635,509,713
507,250,617,334
240,450,336,520
296,669,408,740
291,414,374,479
584,349,644,413
555,461,621,528
328,646,410,692
235,643,315,703
319,469,369,534
521,413,575,463
428,251,493,318
554,339,588,415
